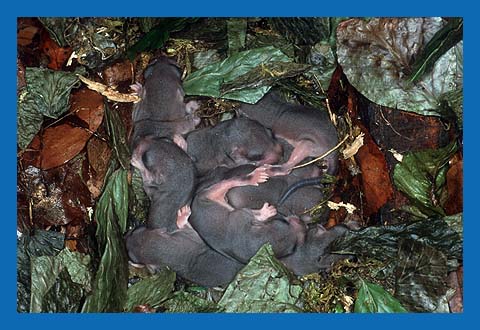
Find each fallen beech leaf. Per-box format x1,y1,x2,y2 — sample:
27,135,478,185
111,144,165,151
39,89,104,170
86,137,112,198
17,58,26,92
17,25,40,46
445,153,463,215
70,89,105,131
102,61,134,86
41,30,73,70
40,126,91,170
355,123,394,216
77,75,140,103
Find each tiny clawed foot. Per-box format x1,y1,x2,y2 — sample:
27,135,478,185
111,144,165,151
254,202,277,221
249,165,271,185
176,205,192,229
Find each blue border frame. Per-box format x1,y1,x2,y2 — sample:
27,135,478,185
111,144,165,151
6,2,475,328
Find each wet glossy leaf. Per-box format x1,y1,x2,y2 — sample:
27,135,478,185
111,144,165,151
17,67,79,149
183,46,292,103
394,239,449,312
331,217,463,270
439,87,463,130
26,229,65,256
337,18,463,116
38,17,69,47
104,104,131,170
269,17,334,46
129,168,149,223
127,18,197,60
30,248,92,312
269,18,347,93
40,269,84,313
307,42,337,93
355,279,407,313
227,18,247,55
125,270,176,312
393,141,458,217
163,291,221,313
192,49,222,70
408,18,463,82
82,169,129,312
218,244,302,312
220,61,311,96
37,89,105,170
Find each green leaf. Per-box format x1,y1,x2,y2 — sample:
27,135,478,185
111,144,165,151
444,213,463,237
218,244,302,312
331,217,463,271
393,141,458,217
30,249,92,313
104,103,131,171
127,18,197,60
125,270,176,312
220,61,311,96
163,291,222,313
408,18,463,82
439,87,463,130
58,248,93,292
394,239,449,312
337,18,463,116
307,42,337,94
17,230,66,312
17,68,79,149
227,18,247,56
26,229,65,257
38,17,69,47
355,279,408,313
183,46,292,103
41,269,84,313
192,49,223,70
82,169,129,312
129,168,149,223
269,17,347,94
269,17,333,46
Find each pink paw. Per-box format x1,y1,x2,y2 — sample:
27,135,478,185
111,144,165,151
248,165,271,186
253,202,277,221
176,205,192,229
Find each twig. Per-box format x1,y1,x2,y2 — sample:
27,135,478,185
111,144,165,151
293,134,349,169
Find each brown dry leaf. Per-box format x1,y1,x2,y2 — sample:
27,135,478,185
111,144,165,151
70,89,105,130
360,104,452,154
17,58,26,91
355,123,394,216
445,152,463,215
17,25,40,46
447,266,463,313
102,60,134,86
40,126,92,170
86,137,112,198
78,74,140,103
38,89,104,170
40,29,73,70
